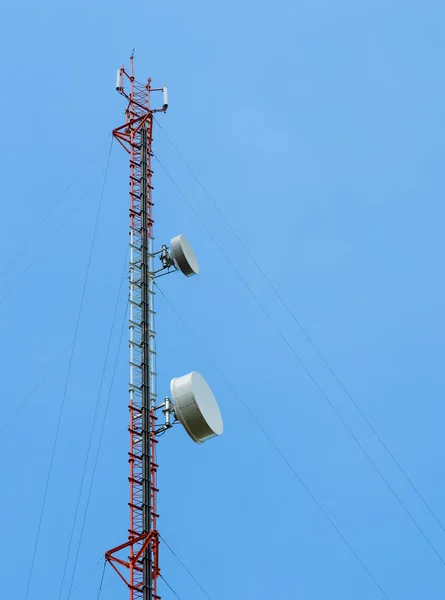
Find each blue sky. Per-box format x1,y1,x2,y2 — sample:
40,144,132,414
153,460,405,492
1,1,445,598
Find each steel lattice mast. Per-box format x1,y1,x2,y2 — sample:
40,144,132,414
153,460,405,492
105,56,167,600
105,56,223,600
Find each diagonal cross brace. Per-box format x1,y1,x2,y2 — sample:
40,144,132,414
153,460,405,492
105,530,160,589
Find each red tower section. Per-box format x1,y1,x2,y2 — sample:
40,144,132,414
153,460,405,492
105,57,167,600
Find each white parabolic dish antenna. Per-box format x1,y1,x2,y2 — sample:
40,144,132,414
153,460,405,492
170,235,199,277
170,372,223,444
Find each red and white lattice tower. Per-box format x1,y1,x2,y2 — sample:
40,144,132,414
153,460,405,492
105,56,167,600
105,56,223,600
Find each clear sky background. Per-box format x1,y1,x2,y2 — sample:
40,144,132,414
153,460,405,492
1,1,445,599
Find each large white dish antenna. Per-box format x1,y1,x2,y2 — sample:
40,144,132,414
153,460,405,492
170,372,223,444
170,235,199,277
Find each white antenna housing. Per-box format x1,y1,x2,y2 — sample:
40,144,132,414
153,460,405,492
170,372,223,444
162,85,169,110
116,68,123,92
170,235,199,277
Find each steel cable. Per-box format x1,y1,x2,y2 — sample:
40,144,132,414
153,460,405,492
153,155,445,572
23,138,114,600
0,135,110,281
58,247,128,600
66,294,129,599
156,285,389,599
153,118,445,537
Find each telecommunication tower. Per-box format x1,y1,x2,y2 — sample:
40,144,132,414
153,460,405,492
105,57,223,600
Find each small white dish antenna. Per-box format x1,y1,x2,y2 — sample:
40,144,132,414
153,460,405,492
170,235,199,277
170,372,223,444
